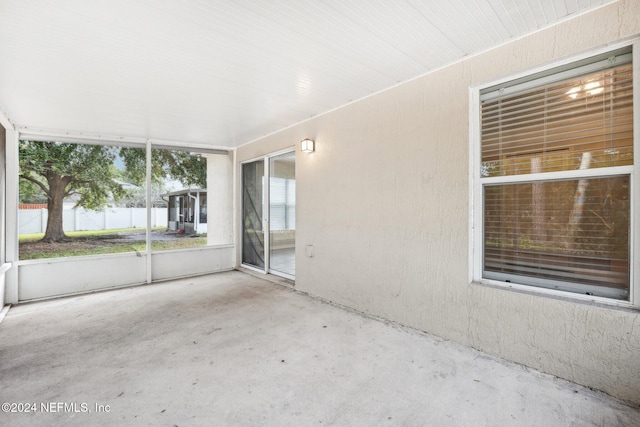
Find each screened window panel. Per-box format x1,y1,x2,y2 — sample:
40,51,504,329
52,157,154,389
481,63,633,177
483,176,630,299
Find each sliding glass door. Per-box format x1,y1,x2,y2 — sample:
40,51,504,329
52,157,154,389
242,150,295,279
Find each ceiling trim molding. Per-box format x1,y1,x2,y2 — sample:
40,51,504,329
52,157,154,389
17,126,235,153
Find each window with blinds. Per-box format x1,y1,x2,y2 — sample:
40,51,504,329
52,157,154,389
478,47,633,300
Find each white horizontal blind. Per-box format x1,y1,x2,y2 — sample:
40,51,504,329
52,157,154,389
269,177,288,230
483,176,629,299
268,177,295,231
481,57,633,177
479,48,633,300
286,179,296,230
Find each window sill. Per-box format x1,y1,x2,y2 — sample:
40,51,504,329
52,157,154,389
471,278,639,313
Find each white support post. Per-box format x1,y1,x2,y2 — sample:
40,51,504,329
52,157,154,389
146,140,152,283
194,195,200,234
206,152,234,245
5,129,20,303
263,157,270,275
232,149,237,267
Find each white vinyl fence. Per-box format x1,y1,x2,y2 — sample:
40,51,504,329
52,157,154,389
19,208,168,235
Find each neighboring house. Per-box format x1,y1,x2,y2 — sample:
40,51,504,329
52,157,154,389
164,188,207,235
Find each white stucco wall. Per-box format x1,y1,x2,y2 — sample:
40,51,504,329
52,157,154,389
236,0,640,404
207,152,234,246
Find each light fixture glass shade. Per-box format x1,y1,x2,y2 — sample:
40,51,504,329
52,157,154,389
301,138,315,153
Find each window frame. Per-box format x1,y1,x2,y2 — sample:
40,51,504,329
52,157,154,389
469,40,640,308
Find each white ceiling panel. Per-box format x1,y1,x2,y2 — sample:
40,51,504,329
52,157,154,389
0,0,615,148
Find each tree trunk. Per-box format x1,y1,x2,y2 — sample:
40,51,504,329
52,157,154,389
531,157,544,246
42,174,70,242
569,152,592,227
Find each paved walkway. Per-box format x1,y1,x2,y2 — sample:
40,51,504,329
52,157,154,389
1,271,638,426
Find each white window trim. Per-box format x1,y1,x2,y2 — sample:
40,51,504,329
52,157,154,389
469,39,640,309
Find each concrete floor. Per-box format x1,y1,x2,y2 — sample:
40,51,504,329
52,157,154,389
0,271,638,427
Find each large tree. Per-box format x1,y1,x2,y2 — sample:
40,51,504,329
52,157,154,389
19,140,207,242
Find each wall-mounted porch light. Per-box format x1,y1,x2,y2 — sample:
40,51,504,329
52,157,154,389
301,138,315,153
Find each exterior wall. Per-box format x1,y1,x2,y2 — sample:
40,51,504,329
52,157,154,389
151,245,234,282
17,245,235,301
207,152,234,246
236,0,640,404
19,253,148,300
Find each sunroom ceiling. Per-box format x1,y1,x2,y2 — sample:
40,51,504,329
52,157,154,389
0,0,614,148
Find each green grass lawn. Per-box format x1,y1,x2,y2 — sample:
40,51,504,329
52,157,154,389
19,227,207,260
19,227,165,243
